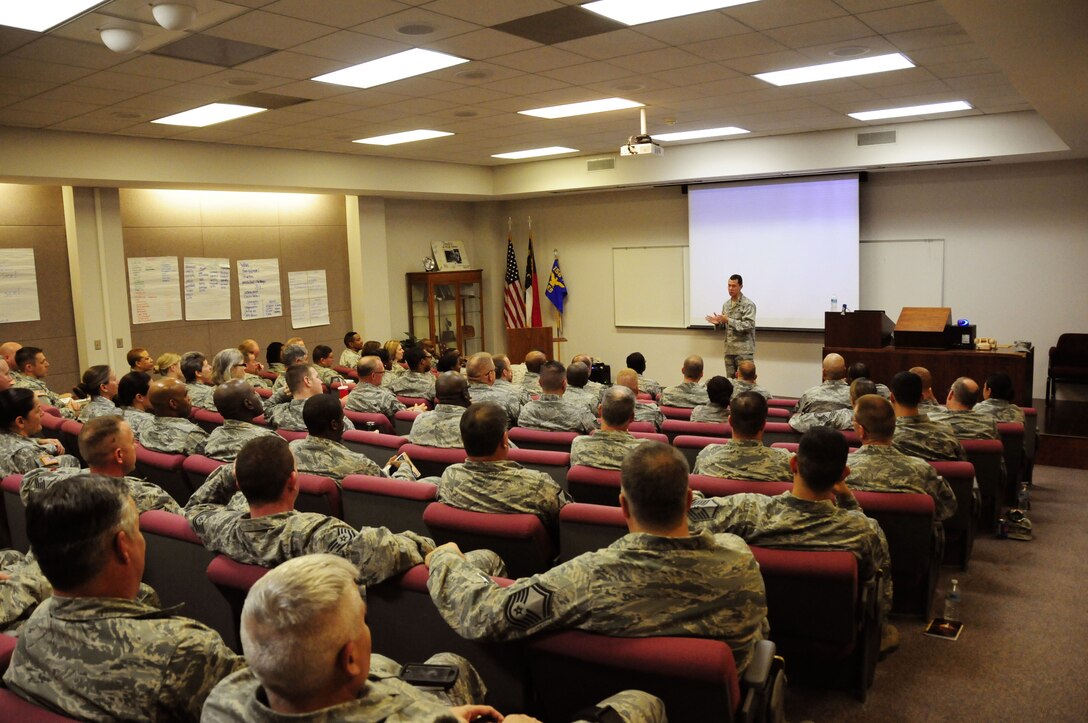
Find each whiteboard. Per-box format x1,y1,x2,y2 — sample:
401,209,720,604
859,239,944,321
613,246,688,328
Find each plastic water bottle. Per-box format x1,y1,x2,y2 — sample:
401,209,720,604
943,579,961,622
1017,486,1031,510
830,296,838,311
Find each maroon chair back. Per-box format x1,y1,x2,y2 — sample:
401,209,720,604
767,397,799,408
422,502,554,578
134,444,192,504
58,419,83,463
392,409,421,436
275,428,307,442
996,422,1025,503
766,407,791,419
929,460,978,568
296,473,343,519
689,476,790,498
399,443,467,478
258,370,279,382
341,431,407,468
770,442,799,453
508,427,579,453
0,633,15,673
341,474,435,536
181,454,225,491
0,689,80,722
396,395,431,409
661,419,730,442
333,365,359,380
557,502,626,561
191,408,225,433
254,387,272,399
961,438,1005,530
853,491,939,617
660,405,693,420
566,465,622,507
627,421,656,433
343,410,395,435
671,434,730,470
629,430,668,444
760,421,801,446
206,554,270,650
2,474,27,552
507,448,570,491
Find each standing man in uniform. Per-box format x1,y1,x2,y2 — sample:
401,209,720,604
705,274,756,378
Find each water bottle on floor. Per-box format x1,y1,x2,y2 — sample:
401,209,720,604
944,579,961,622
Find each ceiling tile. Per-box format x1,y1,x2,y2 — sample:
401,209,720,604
885,24,971,52
553,29,667,62
108,54,223,81
37,84,139,106
907,42,987,67
0,26,36,55
765,15,874,49
686,33,790,62
427,28,540,61
11,37,129,71
347,8,482,44
7,96,102,117
632,12,751,45
857,1,955,35
289,30,408,64
262,0,408,27
479,73,570,96
49,115,144,133
726,0,848,30
204,11,336,50
427,85,513,105
0,57,96,84
0,107,62,127
73,70,176,93
490,46,589,73
538,61,633,85
425,0,565,27
925,58,1001,80
607,47,708,74
719,49,813,75
235,51,344,79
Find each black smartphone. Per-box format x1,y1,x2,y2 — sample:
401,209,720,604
400,663,459,689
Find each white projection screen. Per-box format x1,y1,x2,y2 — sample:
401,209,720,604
687,175,860,330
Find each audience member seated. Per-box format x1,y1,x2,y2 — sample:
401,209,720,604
383,339,407,380
72,364,120,422
0,548,51,634
270,344,309,397
518,361,598,434
182,350,217,411
731,360,772,401
848,361,890,399
210,348,248,387
0,388,79,476
3,474,243,721
426,442,768,673
693,392,792,481
846,395,957,521
789,378,876,433
266,364,356,432
889,371,966,462
690,376,733,423
570,386,644,470
794,353,851,414
116,371,155,436
495,353,531,404
563,361,600,417
465,352,521,426
616,368,664,430
127,347,155,374
930,377,1001,439
975,371,1026,423
436,350,463,374
625,352,662,399
155,351,184,381
572,353,605,401
204,380,276,462
0,356,12,392
239,339,273,390
660,355,709,408
344,356,417,419
519,350,547,396
266,342,286,375
11,346,75,414
438,402,571,531
340,331,364,369
910,366,942,411
392,346,437,401
138,377,208,456
0,341,21,369
22,415,182,514
312,344,343,387
408,373,474,448
689,427,897,654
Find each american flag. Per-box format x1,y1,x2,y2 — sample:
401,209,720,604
503,233,526,329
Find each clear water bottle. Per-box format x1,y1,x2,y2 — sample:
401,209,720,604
943,579,961,622
1018,486,1031,510
830,296,838,311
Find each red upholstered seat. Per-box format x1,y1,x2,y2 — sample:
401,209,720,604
191,408,224,433
0,689,80,721
134,444,192,505
399,443,467,478
566,465,622,507
557,502,626,561
2,474,27,552
396,395,430,409
206,554,270,650
627,421,656,433
392,409,421,436
630,430,668,444
961,438,1005,531
996,422,1025,502
423,501,554,577
181,454,225,490
58,419,83,462
341,474,435,536
275,428,306,442
672,434,730,470
661,419,730,442
688,476,790,497
0,632,16,674
341,431,407,468
760,421,801,446
343,410,395,435
767,397,799,408
508,427,579,453
296,473,342,519
930,460,978,568
660,405,693,420
507,448,570,491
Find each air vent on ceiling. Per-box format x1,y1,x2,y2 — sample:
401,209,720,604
587,157,615,172
857,130,896,146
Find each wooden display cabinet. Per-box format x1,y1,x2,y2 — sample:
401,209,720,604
406,270,484,356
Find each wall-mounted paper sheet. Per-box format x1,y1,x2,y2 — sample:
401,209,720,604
237,259,282,320
128,256,182,324
0,248,41,323
184,257,231,321
288,269,329,329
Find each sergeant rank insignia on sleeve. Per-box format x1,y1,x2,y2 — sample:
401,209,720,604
504,583,552,629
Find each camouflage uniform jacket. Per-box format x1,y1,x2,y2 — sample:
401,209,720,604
77,396,121,423
660,381,708,408
633,400,664,430
121,406,155,436
244,373,273,390
690,403,730,423
719,293,756,356
382,364,408,389
204,420,277,462
438,459,571,529
788,407,854,433
137,416,208,456
919,398,942,413
692,439,793,481
635,374,662,399
730,380,771,401
267,363,287,375
315,365,343,387
391,371,436,401
0,551,51,633
495,378,532,404
846,444,957,521
184,469,432,586
187,382,217,411
929,409,1000,440
263,396,355,432
408,405,467,448
344,383,405,418
795,380,851,414
518,371,542,397
0,432,80,476
426,528,768,672
21,467,182,514
3,595,243,722
689,491,892,616
518,394,597,434
892,413,967,462
570,430,643,470
289,435,414,482
10,372,65,409
973,398,1026,424
561,386,599,417
339,348,362,369
467,382,521,426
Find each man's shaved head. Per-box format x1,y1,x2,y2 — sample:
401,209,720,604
435,372,470,406
524,351,547,373
148,377,190,417
822,353,847,380
213,379,262,422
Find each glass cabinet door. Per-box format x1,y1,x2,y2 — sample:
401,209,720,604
460,281,483,356
435,283,458,348
409,279,432,342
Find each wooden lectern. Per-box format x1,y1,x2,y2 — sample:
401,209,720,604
824,311,895,349
894,307,953,349
506,327,554,363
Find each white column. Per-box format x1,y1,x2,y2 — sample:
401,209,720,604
345,195,393,341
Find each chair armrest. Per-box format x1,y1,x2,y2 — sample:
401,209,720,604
742,639,776,689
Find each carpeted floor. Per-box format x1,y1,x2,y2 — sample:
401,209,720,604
785,464,1088,722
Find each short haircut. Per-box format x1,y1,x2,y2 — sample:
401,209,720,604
849,378,878,403
985,371,1015,401
909,366,932,390
621,442,689,528
343,331,358,347
27,474,131,591
950,377,980,407
154,352,180,376
566,362,589,389
180,351,206,383
286,363,315,393
361,341,382,356
737,360,757,381
266,342,283,366
796,427,848,493
601,385,636,427
313,345,333,363
889,371,923,406
241,554,364,704
682,355,704,378
435,371,468,402
302,394,343,435
126,348,148,368
854,394,895,440
211,348,244,385
235,436,295,505
460,402,507,457
74,365,111,399
729,274,743,285
117,371,151,407
465,352,493,381
404,346,427,372
79,415,128,467
436,351,461,373
705,376,734,406
538,360,566,392
847,362,870,382
625,352,647,374
524,351,546,374
15,346,42,372
729,391,767,436
492,354,509,378
0,388,35,429
282,344,307,367
357,356,383,378
823,354,847,381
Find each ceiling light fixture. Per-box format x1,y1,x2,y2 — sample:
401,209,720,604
0,1,107,32
492,146,579,160
848,100,973,121
519,97,643,119
755,52,914,87
152,103,267,127
99,25,143,53
654,126,749,141
582,0,759,26
313,48,468,89
151,2,197,31
353,129,454,146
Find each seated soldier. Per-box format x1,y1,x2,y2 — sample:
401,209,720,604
4,475,243,721
270,343,309,397
0,388,80,477
910,366,943,411
615,369,664,431
889,371,966,462
408,373,473,448
847,395,957,521
690,376,733,423
438,402,571,531
426,442,769,674
137,377,208,456
625,352,662,399
562,361,599,417
494,353,532,404
265,363,356,432
848,362,890,399
127,347,155,375
693,392,792,481
789,378,877,433
311,344,343,387
339,331,364,370
10,346,75,414
794,354,851,414
238,339,272,390
517,361,598,434
570,386,644,470
181,350,217,411
0,548,51,634
465,352,521,426
571,353,605,402
518,350,547,396
731,360,772,401
345,356,424,419
975,371,1026,423
391,346,436,401
72,364,120,423
930,377,1000,439
204,380,276,462
660,355,709,408
116,370,155,436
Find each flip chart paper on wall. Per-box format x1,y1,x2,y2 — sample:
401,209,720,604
237,259,283,320
288,269,329,329
128,256,182,324
184,257,231,321
0,248,41,323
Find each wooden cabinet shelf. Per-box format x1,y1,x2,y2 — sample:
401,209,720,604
406,270,484,356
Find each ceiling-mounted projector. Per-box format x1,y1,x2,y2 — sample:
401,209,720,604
620,134,663,156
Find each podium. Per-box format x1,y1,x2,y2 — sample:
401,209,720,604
895,307,953,349
506,327,554,363
824,311,894,349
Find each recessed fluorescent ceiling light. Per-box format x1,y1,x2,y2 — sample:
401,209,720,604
520,98,643,119
755,52,914,87
655,126,749,141
492,146,578,160
0,1,105,32
849,100,972,121
583,0,759,25
313,48,468,89
152,103,266,127
354,129,453,146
